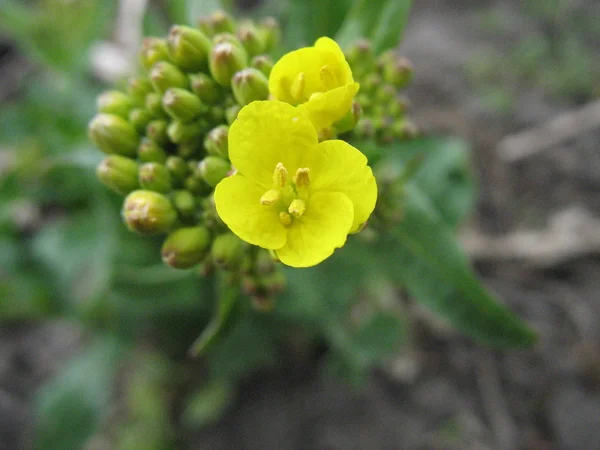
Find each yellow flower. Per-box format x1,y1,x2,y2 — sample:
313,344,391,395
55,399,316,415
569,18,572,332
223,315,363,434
268,37,359,132
214,101,377,268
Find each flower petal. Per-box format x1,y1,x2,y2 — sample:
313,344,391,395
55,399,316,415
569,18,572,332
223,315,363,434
214,174,287,249
228,101,317,186
298,82,359,131
275,191,354,267
314,37,353,83
303,140,377,232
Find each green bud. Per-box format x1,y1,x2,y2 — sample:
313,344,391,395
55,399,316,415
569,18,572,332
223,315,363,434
392,119,419,140
203,125,229,158
184,175,211,195
383,57,413,89
209,10,236,34
258,17,280,52
96,155,139,195
128,108,153,134
363,73,382,93
88,113,140,157
167,119,205,144
209,42,248,86
211,232,245,269
212,33,244,50
122,190,177,235
256,249,276,275
127,76,153,105
139,37,170,71
263,271,286,295
354,118,375,139
167,25,212,71
209,105,226,124
242,275,260,296
376,84,398,104
96,90,131,117
225,104,241,124
150,61,188,93
189,73,221,104
231,68,269,106
237,23,265,57
177,141,202,159
345,39,374,73
198,156,231,188
334,100,362,134
251,55,274,77
146,120,169,146
161,226,211,269
166,156,189,182
162,88,204,122
139,162,172,193
198,254,215,277
197,17,214,37
138,138,168,164
172,190,196,218
145,93,167,118
388,95,409,117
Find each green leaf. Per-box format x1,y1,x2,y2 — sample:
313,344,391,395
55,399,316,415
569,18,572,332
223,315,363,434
33,336,126,450
377,185,537,348
336,0,412,53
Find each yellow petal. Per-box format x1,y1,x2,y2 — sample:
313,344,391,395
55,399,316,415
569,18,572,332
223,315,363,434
314,37,353,83
275,191,354,267
214,174,287,249
228,101,318,186
298,82,359,131
303,140,377,232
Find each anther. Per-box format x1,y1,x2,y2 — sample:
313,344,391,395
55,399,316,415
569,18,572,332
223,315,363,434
288,199,306,218
320,65,339,90
279,211,293,226
293,168,310,188
290,72,306,102
260,189,281,205
273,162,288,188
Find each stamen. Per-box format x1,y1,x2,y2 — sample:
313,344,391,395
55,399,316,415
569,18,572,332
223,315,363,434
272,162,288,188
320,65,339,90
260,189,281,205
290,72,306,102
279,211,293,226
293,168,310,188
288,199,306,218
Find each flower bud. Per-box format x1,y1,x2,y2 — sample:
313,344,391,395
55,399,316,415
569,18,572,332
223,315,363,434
172,190,196,218
211,232,245,269
388,95,409,117
138,138,168,164
375,84,397,104
333,101,362,134
203,125,229,158
225,104,241,124
189,73,221,104
251,55,274,77
166,156,190,182
392,119,419,140
209,42,248,86
345,39,374,74
139,37,170,71
241,275,258,296
256,249,276,275
96,155,139,195
176,141,202,159
209,105,226,123
184,175,211,196
146,120,170,146
258,17,280,51
212,32,244,50
167,25,212,71
139,162,172,193
127,76,153,105
88,114,140,157
383,57,413,89
162,88,204,123
167,119,205,144
150,61,188,93
197,17,214,37
128,108,153,134
96,90,132,117
145,93,167,118
237,23,265,56
353,118,375,139
263,270,286,295
161,226,211,269
198,156,231,188
231,68,269,106
122,190,177,235
209,10,236,35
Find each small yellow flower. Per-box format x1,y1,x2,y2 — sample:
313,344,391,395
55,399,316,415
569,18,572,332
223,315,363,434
268,37,359,132
214,101,377,268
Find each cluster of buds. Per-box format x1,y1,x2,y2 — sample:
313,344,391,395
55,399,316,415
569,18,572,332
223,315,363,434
88,11,284,305
344,40,418,143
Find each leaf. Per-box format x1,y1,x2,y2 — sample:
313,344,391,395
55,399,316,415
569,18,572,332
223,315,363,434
336,0,412,53
33,336,126,450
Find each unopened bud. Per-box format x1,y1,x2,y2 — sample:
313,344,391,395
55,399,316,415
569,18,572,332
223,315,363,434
172,190,196,218
251,55,274,77
383,57,413,89
128,108,153,134
241,275,258,296
211,232,245,268
203,125,229,158
225,104,241,124
376,84,397,103
166,156,190,182
209,43,248,86
212,33,244,49
363,73,382,93
184,175,211,195
162,88,204,122
237,23,265,56
122,190,177,235
392,119,419,140
161,226,211,269
167,25,212,71
345,39,374,73
138,138,168,164
209,105,226,123
231,68,269,106
258,17,280,51
388,95,409,117
97,90,131,117
256,249,275,275
167,119,205,144
96,155,139,195
354,118,375,139
189,73,221,104
139,162,172,193
145,93,167,118
263,270,286,295
198,156,231,187
150,61,188,93
197,17,214,37
177,141,202,159
139,37,170,71
127,77,153,105
146,120,169,146
334,101,362,134
209,10,235,35
88,114,140,157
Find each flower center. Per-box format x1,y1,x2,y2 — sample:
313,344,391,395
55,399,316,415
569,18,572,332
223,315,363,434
259,162,311,226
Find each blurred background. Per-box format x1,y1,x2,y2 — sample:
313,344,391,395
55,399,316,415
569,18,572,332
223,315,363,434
1,0,600,449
